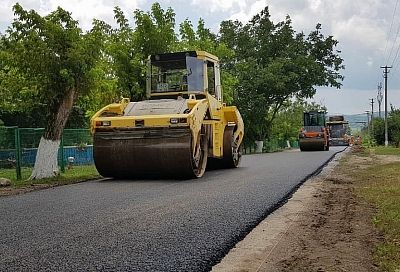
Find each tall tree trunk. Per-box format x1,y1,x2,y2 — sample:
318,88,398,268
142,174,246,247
30,88,76,179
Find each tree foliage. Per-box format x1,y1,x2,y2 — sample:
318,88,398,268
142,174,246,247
219,7,344,140
1,4,104,137
0,4,106,179
271,100,327,142
372,107,400,147
106,3,177,102
0,2,345,150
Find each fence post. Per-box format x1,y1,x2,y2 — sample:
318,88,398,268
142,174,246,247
14,127,22,180
60,135,65,173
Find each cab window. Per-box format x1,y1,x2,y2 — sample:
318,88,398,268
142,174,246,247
207,61,215,95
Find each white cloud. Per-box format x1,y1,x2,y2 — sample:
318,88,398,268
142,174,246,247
332,16,385,50
367,57,373,67
190,0,246,13
228,0,267,22
1,0,41,24
1,0,144,31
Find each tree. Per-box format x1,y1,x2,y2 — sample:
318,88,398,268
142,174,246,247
177,18,236,104
371,107,400,147
371,117,385,145
271,100,327,142
1,4,104,179
219,7,344,141
101,3,178,102
388,107,400,147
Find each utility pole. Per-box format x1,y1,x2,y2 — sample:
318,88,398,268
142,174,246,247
365,110,370,137
377,82,383,118
370,98,374,133
369,98,374,120
380,66,391,147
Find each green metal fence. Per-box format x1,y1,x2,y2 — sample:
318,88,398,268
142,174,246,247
0,127,93,180
243,138,299,154
1,126,300,180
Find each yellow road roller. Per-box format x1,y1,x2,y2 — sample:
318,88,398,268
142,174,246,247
91,51,244,178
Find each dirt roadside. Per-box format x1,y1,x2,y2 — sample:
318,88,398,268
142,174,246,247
213,148,384,272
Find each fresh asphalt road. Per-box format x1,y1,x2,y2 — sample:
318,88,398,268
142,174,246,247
0,147,346,272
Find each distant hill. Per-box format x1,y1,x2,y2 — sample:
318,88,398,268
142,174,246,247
344,114,367,132
329,112,383,133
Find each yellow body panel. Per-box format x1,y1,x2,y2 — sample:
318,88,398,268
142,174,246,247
91,98,243,159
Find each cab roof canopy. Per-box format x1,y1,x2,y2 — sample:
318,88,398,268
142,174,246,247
150,51,219,62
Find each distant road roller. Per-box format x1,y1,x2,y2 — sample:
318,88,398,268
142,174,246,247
91,51,244,178
298,111,330,151
326,115,350,146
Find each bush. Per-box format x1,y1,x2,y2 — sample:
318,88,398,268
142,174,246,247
372,109,400,147
372,118,385,145
388,109,400,147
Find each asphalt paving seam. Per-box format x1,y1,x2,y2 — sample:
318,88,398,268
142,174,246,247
209,147,348,271
274,146,348,206
208,147,349,271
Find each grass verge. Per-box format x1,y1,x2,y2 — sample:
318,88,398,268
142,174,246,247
349,147,400,271
0,165,100,187
370,146,400,156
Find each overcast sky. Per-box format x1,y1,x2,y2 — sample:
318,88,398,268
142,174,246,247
1,0,400,115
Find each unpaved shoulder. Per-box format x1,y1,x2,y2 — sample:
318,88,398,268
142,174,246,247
213,149,381,272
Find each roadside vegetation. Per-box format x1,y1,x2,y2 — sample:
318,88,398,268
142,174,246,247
0,2,343,179
0,165,100,188
347,146,400,271
367,107,400,147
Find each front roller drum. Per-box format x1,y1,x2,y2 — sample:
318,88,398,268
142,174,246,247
299,138,326,151
93,127,208,179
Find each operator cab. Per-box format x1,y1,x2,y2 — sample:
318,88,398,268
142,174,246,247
147,51,222,101
303,111,326,132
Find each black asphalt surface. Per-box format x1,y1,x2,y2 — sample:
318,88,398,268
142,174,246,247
0,147,346,271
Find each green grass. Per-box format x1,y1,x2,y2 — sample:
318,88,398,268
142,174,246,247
0,165,100,187
350,159,400,271
370,146,400,156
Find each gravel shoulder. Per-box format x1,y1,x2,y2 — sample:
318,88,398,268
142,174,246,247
213,147,382,272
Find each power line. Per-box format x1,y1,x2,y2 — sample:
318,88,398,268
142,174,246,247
343,112,372,116
390,31,400,66
391,57,400,73
387,19,400,65
384,0,400,64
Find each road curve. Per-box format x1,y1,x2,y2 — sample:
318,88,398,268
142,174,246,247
0,147,345,271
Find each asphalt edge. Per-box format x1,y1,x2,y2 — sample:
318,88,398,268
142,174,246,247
0,176,107,198
206,147,349,271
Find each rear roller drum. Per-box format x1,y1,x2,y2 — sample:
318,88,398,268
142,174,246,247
191,128,208,178
222,127,242,168
207,126,242,169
